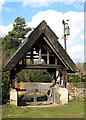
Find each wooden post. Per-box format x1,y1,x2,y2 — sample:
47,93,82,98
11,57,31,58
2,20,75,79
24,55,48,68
10,70,15,88
34,89,37,105
30,49,34,64
52,87,55,104
63,71,66,88
55,57,57,65
65,72,68,88
22,58,24,65
47,51,49,64
52,72,54,86
22,56,26,65
10,70,18,106
25,56,27,65
39,43,41,64
58,72,62,87
55,69,56,84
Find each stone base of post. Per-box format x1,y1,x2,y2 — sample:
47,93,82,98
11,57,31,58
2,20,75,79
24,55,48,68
57,87,68,105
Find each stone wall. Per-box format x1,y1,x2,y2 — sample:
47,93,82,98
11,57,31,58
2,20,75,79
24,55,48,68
67,87,85,101
75,88,85,99
66,83,85,101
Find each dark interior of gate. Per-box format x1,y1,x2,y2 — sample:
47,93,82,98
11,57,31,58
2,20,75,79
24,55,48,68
3,20,78,106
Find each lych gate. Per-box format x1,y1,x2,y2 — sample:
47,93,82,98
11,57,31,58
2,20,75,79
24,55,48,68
3,21,78,106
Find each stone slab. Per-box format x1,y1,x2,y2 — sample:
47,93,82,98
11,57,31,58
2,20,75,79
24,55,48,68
56,87,68,105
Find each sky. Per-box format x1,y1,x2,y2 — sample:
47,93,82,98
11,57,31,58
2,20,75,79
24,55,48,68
0,0,85,63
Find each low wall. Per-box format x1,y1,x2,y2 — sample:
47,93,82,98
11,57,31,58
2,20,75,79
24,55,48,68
67,87,85,101
75,88,85,98
66,83,85,101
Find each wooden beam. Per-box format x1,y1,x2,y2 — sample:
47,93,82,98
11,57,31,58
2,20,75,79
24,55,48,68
43,37,69,70
44,45,52,53
27,54,54,57
26,57,39,59
42,54,54,56
19,64,64,69
27,54,39,56
39,43,41,64
47,51,49,64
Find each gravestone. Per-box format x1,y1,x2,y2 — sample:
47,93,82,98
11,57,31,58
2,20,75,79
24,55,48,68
56,87,68,105
10,89,18,106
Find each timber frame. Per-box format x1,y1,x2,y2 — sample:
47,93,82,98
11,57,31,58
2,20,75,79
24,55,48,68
3,20,78,88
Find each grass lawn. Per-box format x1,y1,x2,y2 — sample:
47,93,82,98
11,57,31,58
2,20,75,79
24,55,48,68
2,99,84,119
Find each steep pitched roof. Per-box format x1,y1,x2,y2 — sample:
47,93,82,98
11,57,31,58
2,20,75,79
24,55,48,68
3,20,78,72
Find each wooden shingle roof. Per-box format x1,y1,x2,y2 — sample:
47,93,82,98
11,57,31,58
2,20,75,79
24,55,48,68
3,20,78,72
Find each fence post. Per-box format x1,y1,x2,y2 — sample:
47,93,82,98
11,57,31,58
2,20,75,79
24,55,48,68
34,88,37,105
52,87,55,104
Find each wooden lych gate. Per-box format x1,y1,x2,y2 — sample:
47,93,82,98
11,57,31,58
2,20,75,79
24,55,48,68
18,83,57,106
3,20,78,106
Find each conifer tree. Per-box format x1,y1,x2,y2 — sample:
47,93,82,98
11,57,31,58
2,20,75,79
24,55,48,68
2,17,32,51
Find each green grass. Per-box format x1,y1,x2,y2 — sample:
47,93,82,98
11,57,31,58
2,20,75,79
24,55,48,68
2,99,84,118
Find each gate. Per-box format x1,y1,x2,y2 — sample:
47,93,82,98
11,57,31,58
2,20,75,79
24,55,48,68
18,83,56,106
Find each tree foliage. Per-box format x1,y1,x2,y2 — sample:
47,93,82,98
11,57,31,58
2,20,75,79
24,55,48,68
2,17,32,52
13,17,31,39
16,69,52,83
2,72,10,103
68,74,86,83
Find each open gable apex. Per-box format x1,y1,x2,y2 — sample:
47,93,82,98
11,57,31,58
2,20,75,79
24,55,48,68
3,20,78,72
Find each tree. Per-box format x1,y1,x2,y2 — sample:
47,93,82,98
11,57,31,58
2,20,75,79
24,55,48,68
2,17,32,52
15,69,52,83
2,31,20,50
2,72,10,103
13,17,31,40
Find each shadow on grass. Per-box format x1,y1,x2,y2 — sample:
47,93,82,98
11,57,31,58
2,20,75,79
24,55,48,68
18,94,48,106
